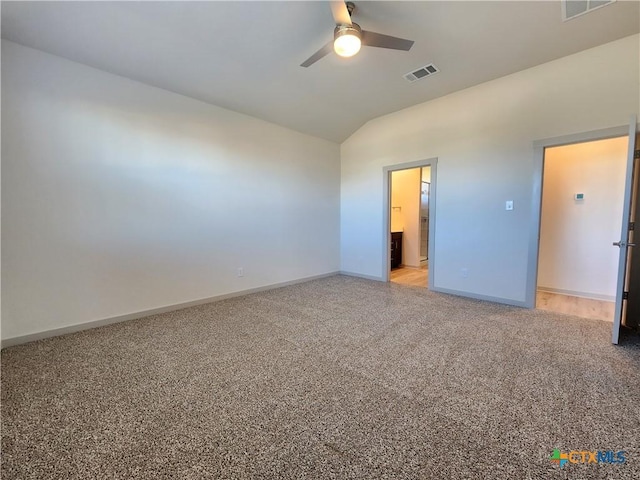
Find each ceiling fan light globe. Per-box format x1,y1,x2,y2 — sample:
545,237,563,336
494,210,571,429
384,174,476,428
334,24,362,58
334,34,361,57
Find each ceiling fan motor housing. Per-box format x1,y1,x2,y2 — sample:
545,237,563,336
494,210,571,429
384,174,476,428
334,22,362,40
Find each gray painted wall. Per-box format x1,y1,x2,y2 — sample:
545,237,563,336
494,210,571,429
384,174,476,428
1,41,341,341
340,34,640,306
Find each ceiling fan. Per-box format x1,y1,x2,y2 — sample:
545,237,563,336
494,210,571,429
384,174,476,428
300,1,414,67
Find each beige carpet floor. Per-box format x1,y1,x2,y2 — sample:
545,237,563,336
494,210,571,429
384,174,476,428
2,275,640,479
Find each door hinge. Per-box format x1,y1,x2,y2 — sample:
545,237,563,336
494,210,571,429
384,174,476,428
635,149,640,159
623,291,629,300
630,222,635,231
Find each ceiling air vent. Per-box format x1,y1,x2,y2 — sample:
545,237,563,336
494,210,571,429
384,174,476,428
562,0,615,21
403,63,439,83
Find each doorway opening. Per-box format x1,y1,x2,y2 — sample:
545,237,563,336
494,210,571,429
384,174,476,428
536,136,627,321
383,159,437,288
420,168,431,268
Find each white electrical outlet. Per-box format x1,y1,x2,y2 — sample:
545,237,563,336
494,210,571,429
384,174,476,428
505,200,514,211
237,267,244,277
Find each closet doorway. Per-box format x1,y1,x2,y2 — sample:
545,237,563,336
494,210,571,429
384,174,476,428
536,136,627,321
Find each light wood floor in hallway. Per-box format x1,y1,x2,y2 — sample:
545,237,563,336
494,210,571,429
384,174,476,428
390,266,614,322
536,290,614,322
390,265,428,288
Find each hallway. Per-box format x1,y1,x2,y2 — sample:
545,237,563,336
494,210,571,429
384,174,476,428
390,265,428,288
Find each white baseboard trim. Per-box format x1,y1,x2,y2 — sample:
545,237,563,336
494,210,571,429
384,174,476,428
339,270,384,282
537,286,615,302
1,271,340,349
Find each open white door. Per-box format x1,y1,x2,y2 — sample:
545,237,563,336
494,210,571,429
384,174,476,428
612,116,638,344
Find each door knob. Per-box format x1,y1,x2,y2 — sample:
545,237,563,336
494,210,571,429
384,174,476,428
613,241,637,247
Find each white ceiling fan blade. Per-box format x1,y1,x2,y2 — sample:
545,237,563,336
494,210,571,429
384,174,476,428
300,40,334,68
330,1,352,25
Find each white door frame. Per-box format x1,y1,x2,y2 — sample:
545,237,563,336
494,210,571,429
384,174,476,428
526,124,632,309
382,158,438,286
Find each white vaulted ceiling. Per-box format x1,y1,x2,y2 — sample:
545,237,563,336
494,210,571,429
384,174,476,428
2,1,639,142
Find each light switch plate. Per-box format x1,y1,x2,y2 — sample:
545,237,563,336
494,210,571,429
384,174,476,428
505,200,514,211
